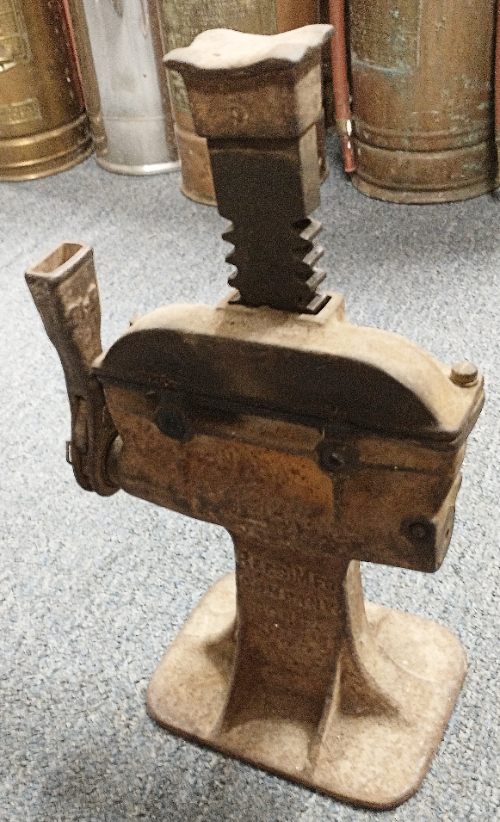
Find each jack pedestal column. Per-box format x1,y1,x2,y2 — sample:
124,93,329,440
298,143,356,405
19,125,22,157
26,26,484,810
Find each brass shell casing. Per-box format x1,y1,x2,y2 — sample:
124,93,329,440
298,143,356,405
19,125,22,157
348,0,498,203
0,0,92,181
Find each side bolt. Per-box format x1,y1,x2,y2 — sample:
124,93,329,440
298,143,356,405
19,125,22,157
450,361,478,387
321,449,345,471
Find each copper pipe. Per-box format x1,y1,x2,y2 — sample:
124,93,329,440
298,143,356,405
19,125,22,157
329,0,355,173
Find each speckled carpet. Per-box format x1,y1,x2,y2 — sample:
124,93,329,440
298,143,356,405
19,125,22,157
1,138,498,821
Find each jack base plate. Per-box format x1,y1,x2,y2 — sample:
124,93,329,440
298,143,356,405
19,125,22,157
147,574,466,809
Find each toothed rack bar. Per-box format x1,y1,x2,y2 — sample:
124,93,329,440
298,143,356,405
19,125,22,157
165,26,332,314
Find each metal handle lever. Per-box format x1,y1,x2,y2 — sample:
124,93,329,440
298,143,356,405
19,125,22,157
26,243,118,496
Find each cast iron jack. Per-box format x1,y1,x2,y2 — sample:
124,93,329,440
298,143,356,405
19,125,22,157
26,26,484,809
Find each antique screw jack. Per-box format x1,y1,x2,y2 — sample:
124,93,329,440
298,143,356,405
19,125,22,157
26,26,484,810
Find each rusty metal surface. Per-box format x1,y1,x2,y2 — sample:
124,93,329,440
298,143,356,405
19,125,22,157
26,26,484,810
96,295,482,447
0,0,92,180
100,331,472,577
347,0,498,202
66,0,179,175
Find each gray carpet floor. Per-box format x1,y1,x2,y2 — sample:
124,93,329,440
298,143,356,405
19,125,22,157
1,138,499,821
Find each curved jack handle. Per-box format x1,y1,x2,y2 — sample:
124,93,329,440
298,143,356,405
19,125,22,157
26,243,118,496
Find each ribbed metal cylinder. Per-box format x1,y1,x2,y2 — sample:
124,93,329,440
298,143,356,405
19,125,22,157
348,0,498,203
0,0,92,181
67,0,179,175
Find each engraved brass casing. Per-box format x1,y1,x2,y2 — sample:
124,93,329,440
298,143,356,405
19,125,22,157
0,0,92,180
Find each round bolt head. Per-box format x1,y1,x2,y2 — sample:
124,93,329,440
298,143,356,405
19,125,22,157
408,522,430,541
450,360,478,387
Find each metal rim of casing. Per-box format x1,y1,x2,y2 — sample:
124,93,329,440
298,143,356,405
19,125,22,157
351,173,499,204
96,157,181,176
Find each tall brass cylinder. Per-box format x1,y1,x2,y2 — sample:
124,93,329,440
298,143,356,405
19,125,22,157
348,0,498,203
0,0,92,181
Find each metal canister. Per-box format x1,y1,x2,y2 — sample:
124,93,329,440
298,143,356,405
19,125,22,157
0,0,92,181
347,0,498,203
67,0,179,175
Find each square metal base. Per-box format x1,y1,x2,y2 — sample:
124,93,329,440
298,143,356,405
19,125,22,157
147,574,466,809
